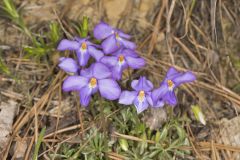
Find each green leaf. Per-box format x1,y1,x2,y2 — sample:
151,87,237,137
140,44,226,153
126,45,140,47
159,126,168,141
33,127,46,160
49,22,61,44
81,16,89,38
0,52,10,75
155,131,161,142
174,124,186,141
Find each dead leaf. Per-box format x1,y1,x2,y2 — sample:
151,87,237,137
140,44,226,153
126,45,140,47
13,140,28,159
0,100,17,157
142,107,168,130
213,116,240,159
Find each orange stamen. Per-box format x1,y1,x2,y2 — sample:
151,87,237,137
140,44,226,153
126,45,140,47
118,55,124,63
89,77,97,88
167,80,174,88
138,90,145,102
115,32,119,39
81,42,87,50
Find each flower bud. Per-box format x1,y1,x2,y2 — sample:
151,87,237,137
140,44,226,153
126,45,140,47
119,138,128,151
191,105,206,125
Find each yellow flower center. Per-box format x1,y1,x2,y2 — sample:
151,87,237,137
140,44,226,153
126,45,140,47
167,80,174,90
118,55,124,63
81,42,87,50
89,77,97,88
138,90,145,102
115,32,119,39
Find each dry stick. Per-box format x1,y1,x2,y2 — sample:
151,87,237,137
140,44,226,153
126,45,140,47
211,0,218,45
113,131,155,144
186,124,203,159
107,152,126,160
24,136,34,160
196,81,240,106
107,152,126,159
137,34,152,50
178,0,188,39
198,142,240,152
34,104,38,144
53,9,73,39
44,123,93,138
53,80,64,137
173,36,201,65
2,136,15,160
166,0,176,64
50,83,63,155
78,106,85,138
147,0,167,56
211,140,217,160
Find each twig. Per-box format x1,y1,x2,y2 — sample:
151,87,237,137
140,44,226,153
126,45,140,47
147,0,167,56
166,0,176,64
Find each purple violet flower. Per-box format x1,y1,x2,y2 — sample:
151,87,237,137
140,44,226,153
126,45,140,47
62,62,121,106
57,37,104,66
100,48,145,80
93,22,136,54
58,57,79,74
152,67,196,106
119,76,154,113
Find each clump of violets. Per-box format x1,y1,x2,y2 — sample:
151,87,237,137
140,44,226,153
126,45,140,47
62,62,121,106
57,21,196,113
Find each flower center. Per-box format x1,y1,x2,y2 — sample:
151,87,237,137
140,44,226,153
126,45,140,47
167,80,175,90
138,90,145,102
81,42,87,50
89,77,97,88
115,32,119,39
118,55,125,64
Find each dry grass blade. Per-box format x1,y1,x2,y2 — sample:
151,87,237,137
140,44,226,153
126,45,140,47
147,0,167,56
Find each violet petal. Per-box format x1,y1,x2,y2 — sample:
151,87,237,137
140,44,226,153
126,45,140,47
125,56,145,69
131,77,153,92
79,86,92,107
118,30,131,39
119,91,137,105
102,35,119,54
93,63,112,79
173,71,196,87
76,49,90,66
163,91,177,106
57,39,79,51
133,97,149,114
119,38,136,50
88,46,104,61
58,57,78,73
100,56,118,67
98,78,121,100
151,84,168,106
94,22,113,40
62,76,88,92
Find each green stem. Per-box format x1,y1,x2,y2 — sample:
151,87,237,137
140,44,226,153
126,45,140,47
33,127,46,160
